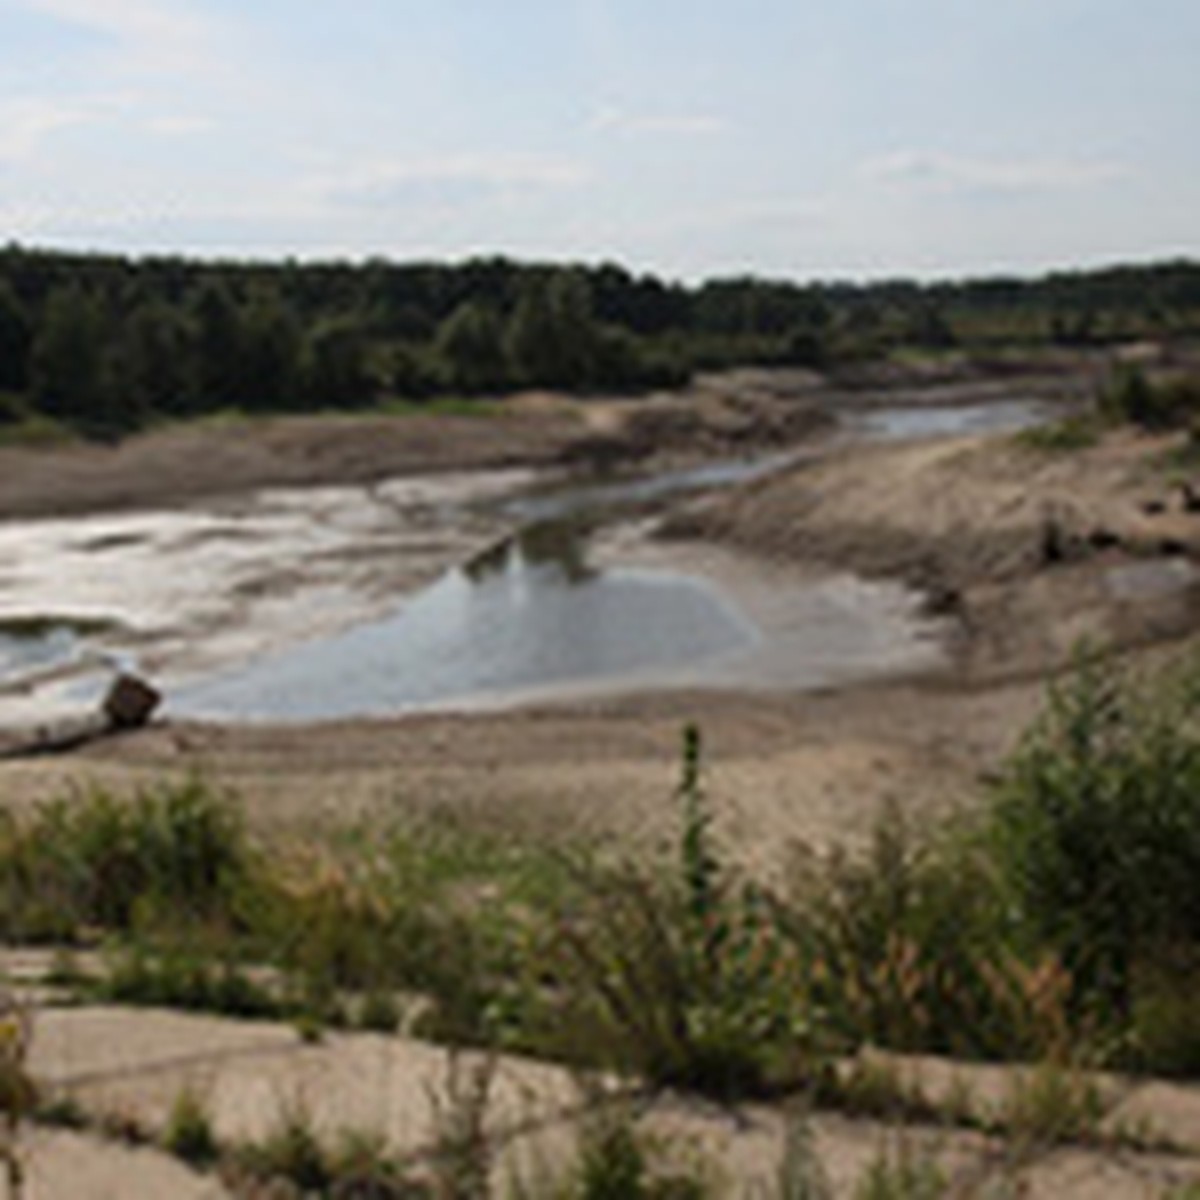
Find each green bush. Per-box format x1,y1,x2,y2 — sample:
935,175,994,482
1016,412,1103,452
264,834,521,1046
0,777,255,942
528,727,808,1098
1100,365,1200,430
781,804,1060,1062
988,650,1200,1022
1129,948,1200,1076
234,1101,329,1194
572,1098,708,1200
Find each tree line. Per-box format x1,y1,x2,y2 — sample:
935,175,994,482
0,244,1198,438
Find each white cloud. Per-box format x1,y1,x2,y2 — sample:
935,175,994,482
861,151,1126,195
17,0,216,73
0,94,123,164
143,114,214,137
315,153,591,209
22,0,201,45
589,106,730,137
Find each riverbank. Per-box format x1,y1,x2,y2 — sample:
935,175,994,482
4,354,1194,865
7,358,1200,1198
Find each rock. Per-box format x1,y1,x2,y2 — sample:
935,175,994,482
1178,481,1200,514
101,673,161,730
1040,514,1067,565
922,583,964,617
1087,527,1123,551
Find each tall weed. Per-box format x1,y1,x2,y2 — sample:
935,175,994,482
0,776,255,943
781,804,1050,1061
528,726,808,1097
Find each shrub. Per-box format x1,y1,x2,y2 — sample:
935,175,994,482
325,1128,414,1197
1016,412,1103,452
358,989,403,1034
1129,948,1200,1076
988,649,1200,1022
781,804,1052,1062
266,846,510,1046
0,777,256,942
0,996,34,1200
999,1060,1106,1149
1100,365,1200,430
528,726,808,1098
572,1098,709,1200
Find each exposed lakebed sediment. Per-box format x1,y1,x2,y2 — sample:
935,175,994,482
0,397,1059,728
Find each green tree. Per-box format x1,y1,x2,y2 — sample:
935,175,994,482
506,270,599,390
301,318,374,409
115,299,196,416
0,282,31,393
29,285,131,433
188,280,245,408
434,301,510,393
238,290,301,410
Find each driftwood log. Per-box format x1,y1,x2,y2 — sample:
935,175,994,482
0,672,162,758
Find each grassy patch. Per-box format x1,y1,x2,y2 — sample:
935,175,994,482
378,394,503,419
161,1084,219,1167
0,776,257,944
996,1060,1107,1151
0,394,75,447
1014,411,1104,452
0,614,117,640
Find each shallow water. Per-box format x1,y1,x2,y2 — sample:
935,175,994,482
845,398,1054,442
174,522,761,720
0,625,80,683
501,452,798,523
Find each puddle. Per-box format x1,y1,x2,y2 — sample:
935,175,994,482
1106,558,1200,601
844,399,1054,442
0,616,121,685
173,521,760,721
0,623,82,684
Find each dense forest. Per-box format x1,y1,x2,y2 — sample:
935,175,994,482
1,244,1199,438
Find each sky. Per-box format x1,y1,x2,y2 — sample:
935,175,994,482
0,0,1197,283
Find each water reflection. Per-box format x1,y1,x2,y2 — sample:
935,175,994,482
466,520,596,586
